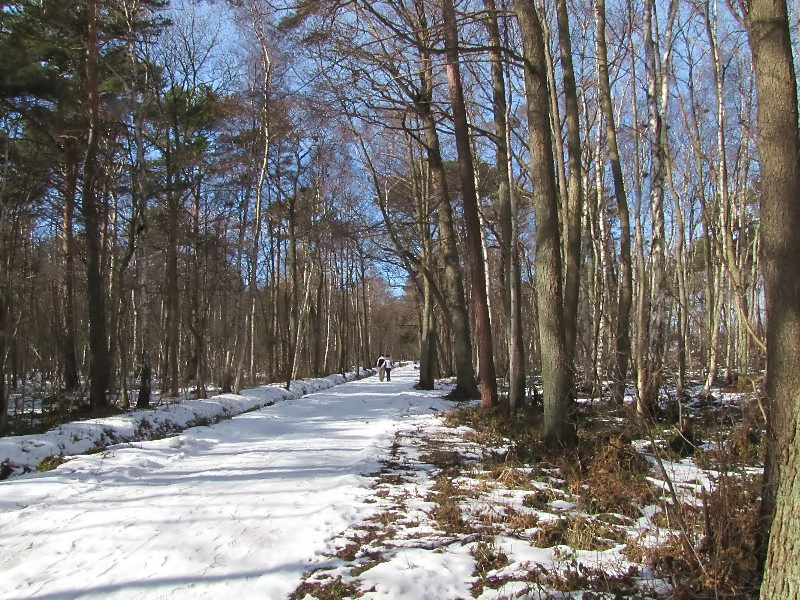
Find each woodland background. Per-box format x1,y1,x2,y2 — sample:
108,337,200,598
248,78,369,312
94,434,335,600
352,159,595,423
1,0,800,595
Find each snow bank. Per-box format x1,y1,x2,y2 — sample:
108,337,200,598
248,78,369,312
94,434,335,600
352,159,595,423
0,369,371,478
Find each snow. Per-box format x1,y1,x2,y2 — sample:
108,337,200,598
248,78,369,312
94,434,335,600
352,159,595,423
358,543,476,598
0,366,456,599
0,366,750,599
0,372,365,478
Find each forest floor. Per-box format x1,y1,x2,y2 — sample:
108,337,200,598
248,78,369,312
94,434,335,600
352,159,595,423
0,367,764,599
292,379,764,599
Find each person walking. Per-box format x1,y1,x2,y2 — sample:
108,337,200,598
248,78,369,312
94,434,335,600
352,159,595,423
376,354,386,381
383,355,395,381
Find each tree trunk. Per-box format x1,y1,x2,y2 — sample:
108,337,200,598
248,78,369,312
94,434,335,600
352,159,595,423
287,162,300,387
484,0,524,410
513,0,573,445
250,8,271,387
61,151,80,392
747,0,800,585
666,159,689,397
83,0,110,411
414,141,437,390
359,255,370,372
414,27,478,399
595,0,633,405
555,0,583,376
441,0,497,407
0,133,11,427
636,0,676,421
0,281,7,432
0,150,9,427
164,180,180,398
190,179,206,400
231,188,250,394
124,2,152,409
541,21,567,218
419,274,437,389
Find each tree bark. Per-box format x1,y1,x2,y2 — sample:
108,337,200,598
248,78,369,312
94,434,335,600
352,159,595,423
413,13,478,398
441,0,497,407
636,0,675,421
554,0,583,377
513,0,573,444
250,4,271,387
123,0,152,409
60,151,81,392
82,0,110,411
666,158,689,397
412,138,437,390
0,262,7,431
189,178,207,400
163,164,180,398
595,0,633,405
746,0,800,587
483,0,524,410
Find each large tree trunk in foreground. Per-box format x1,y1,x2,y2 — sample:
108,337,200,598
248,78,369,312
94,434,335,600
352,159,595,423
747,0,800,591
513,0,573,444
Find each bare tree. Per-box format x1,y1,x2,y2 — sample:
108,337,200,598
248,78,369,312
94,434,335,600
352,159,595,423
634,0,677,422
554,0,583,379
595,0,633,405
483,0,524,409
513,0,573,444
442,0,497,407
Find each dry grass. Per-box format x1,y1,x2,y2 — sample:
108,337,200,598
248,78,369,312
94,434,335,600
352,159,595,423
505,506,540,532
288,576,363,600
489,465,532,489
521,559,642,597
292,386,765,599
429,474,467,533
531,515,625,551
472,538,510,577
36,455,71,472
419,448,464,469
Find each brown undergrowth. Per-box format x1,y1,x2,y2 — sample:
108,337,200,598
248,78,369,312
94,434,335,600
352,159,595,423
290,391,763,599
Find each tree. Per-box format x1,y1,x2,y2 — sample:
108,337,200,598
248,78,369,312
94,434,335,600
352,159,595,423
595,0,633,405
634,0,677,422
81,0,112,411
513,0,573,444
119,0,163,408
483,0,524,410
441,0,497,407
554,0,583,380
746,0,800,592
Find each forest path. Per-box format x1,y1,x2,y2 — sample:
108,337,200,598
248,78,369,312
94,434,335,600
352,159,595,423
0,366,452,600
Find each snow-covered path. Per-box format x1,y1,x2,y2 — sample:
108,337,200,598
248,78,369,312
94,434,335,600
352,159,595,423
0,366,452,600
